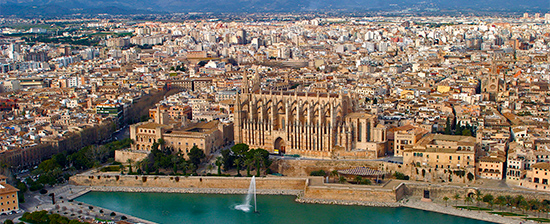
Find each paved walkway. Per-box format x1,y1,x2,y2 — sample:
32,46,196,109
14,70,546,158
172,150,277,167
402,198,537,224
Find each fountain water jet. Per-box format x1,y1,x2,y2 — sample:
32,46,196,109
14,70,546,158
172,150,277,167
235,176,256,212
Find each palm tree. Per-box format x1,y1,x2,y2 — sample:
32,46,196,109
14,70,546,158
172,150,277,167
474,190,483,207
234,158,242,176
354,176,363,184
189,163,197,174
338,176,346,184
514,195,525,210
215,157,223,175
542,200,550,218
171,156,179,174
519,199,529,215
207,164,213,174
453,193,461,206
134,160,143,174
465,196,473,206
127,159,133,173
141,158,150,174
157,138,166,151
253,151,263,177
505,195,513,211
528,199,541,217
495,196,506,210
244,158,254,176
330,170,339,183
443,196,449,207
181,161,188,174
482,194,494,208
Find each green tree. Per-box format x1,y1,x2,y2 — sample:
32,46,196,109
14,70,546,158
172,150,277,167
188,146,205,169
338,176,346,184
528,199,541,217
53,153,67,168
519,199,529,214
482,194,494,208
444,117,452,135
188,163,197,174
221,148,235,171
157,138,166,150
505,195,513,211
514,195,525,208
462,129,472,136
474,190,483,207
330,170,339,183
234,157,243,176
207,164,213,174
3,219,14,224
231,143,250,158
354,176,363,184
253,151,264,177
495,196,506,210
465,196,473,205
453,193,461,206
127,159,133,174
38,159,60,173
215,156,223,175
244,158,254,176
443,196,449,207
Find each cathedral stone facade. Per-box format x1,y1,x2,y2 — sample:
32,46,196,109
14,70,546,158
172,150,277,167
234,74,387,159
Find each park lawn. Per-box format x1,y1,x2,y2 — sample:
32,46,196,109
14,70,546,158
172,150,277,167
525,218,550,222
489,212,526,216
454,206,492,211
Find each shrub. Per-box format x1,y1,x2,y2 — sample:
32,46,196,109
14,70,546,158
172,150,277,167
393,172,410,180
310,170,327,176
39,189,48,195
361,179,372,185
100,166,120,172
110,212,116,216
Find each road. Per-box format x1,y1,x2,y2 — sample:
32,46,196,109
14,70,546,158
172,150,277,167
113,126,130,141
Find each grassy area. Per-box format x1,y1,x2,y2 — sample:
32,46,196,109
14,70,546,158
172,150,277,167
5,24,53,30
525,218,550,222
489,212,526,216
455,206,492,211
99,165,121,172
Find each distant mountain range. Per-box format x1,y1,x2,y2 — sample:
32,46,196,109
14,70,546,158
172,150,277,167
0,0,548,17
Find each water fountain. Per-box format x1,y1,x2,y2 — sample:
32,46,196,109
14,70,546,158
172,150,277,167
235,176,257,213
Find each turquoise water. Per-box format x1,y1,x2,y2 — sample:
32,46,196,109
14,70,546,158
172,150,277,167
76,192,494,224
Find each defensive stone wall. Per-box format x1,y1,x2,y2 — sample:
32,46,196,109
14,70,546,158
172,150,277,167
405,183,550,201
303,185,397,203
273,159,402,177
70,175,306,190
114,150,149,163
